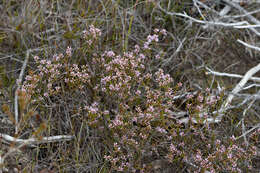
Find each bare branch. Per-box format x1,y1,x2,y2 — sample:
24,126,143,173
0,133,74,172
237,39,260,51
205,67,260,83
223,0,260,27
156,1,260,36
156,3,248,27
235,123,260,140
0,133,74,146
217,63,260,121
14,50,31,134
234,24,260,29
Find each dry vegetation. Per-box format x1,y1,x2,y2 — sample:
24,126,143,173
0,0,259,172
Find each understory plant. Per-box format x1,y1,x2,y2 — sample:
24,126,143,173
21,25,256,172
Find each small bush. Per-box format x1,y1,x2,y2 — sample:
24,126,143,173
19,25,256,172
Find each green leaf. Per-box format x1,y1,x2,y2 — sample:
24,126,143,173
63,31,77,39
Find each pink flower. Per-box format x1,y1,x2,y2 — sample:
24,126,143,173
196,105,203,111
87,40,93,45
106,50,115,57
139,54,145,59
196,153,202,161
34,56,39,61
55,86,60,91
134,45,140,53
197,94,203,102
227,153,232,159
156,127,167,134
216,139,221,145
155,54,160,59
143,42,150,49
66,46,72,57
147,34,159,42
18,79,25,86
177,82,182,87
160,29,167,36
154,28,160,33
169,144,177,153
186,94,193,99
135,90,141,95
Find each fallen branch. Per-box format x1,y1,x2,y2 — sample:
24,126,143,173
14,50,31,134
205,67,260,83
235,123,260,140
0,133,74,172
223,0,260,26
156,2,248,26
179,61,260,124
156,2,260,36
0,133,74,146
217,63,260,121
237,39,260,51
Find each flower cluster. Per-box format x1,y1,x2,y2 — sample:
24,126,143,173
143,29,167,50
83,24,101,45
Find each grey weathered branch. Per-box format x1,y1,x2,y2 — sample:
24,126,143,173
0,133,74,145
217,63,260,121
156,1,260,36
237,39,260,51
205,67,260,83
14,50,31,134
0,133,74,172
223,0,260,27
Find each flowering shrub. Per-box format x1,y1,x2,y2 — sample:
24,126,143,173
21,26,256,172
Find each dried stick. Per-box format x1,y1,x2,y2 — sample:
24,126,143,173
237,39,260,51
156,3,248,27
0,133,74,145
205,67,260,83
235,123,260,140
217,63,260,121
0,133,74,172
223,0,260,26
156,2,260,36
14,47,53,134
14,50,31,134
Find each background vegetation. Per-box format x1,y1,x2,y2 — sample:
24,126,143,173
0,0,259,172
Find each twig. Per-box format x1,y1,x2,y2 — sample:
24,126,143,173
205,67,260,83
180,61,260,124
227,0,260,3
241,97,256,146
156,3,248,27
235,123,260,140
179,116,221,124
0,133,74,172
0,133,74,146
192,0,207,21
161,37,186,67
217,63,260,121
14,47,54,134
234,24,260,29
237,39,260,51
156,2,260,36
14,50,31,134
223,0,260,26
242,84,260,90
